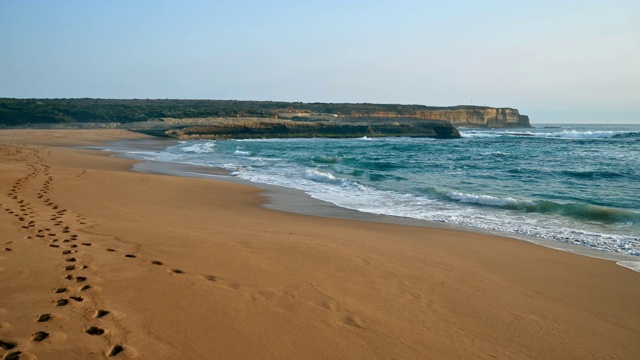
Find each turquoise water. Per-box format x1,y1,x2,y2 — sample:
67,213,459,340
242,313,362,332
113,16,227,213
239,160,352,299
121,124,640,256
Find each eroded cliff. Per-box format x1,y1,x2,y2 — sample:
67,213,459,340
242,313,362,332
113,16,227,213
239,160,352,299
320,106,530,128
163,118,461,139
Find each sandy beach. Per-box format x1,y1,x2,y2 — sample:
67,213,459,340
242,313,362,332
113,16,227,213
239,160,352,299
1,129,639,360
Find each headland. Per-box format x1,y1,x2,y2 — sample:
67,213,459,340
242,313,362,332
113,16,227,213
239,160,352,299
0,98,531,139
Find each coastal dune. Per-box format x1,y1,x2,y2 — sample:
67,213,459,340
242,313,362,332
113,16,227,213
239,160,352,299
1,130,639,359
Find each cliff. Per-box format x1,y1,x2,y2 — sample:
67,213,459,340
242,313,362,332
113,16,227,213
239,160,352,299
162,118,460,140
419,107,530,128
0,99,530,129
335,106,530,128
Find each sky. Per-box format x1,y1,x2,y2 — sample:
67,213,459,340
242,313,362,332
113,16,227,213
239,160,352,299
0,0,638,123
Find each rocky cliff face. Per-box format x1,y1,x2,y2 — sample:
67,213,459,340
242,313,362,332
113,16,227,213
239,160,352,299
344,107,530,128
163,118,461,140
418,107,530,128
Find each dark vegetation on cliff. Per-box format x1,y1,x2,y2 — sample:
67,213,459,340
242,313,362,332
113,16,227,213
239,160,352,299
0,98,525,126
0,98,534,138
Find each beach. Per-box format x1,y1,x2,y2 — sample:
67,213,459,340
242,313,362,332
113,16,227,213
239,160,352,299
1,130,639,359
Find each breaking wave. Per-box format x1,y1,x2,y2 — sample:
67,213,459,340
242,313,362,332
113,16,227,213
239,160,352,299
433,188,639,225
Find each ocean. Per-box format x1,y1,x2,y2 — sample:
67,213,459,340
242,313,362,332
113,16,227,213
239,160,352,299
113,124,640,258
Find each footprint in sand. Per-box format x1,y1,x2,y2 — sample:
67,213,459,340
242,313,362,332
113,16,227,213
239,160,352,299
150,260,163,266
85,326,105,336
32,331,49,342
0,340,17,350
107,344,124,357
169,269,185,275
124,254,136,259
36,314,52,322
95,310,110,318
4,351,21,360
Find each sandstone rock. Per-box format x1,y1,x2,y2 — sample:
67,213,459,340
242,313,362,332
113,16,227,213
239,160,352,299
344,107,530,128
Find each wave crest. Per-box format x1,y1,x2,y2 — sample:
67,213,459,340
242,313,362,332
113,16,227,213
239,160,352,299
538,130,637,139
181,142,216,154
434,188,639,225
444,191,527,208
303,169,343,185
460,129,640,140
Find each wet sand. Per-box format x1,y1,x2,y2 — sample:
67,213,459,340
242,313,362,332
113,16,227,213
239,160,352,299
1,129,639,359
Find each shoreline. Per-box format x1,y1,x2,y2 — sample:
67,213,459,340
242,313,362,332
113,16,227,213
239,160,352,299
105,138,640,270
2,129,639,359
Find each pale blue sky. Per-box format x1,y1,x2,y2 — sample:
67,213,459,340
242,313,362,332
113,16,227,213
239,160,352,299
1,0,638,123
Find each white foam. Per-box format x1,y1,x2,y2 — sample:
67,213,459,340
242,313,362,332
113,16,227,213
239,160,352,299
459,131,502,138
303,168,342,184
460,129,636,140
442,190,530,208
504,131,536,136
234,149,251,156
536,130,628,139
237,138,323,143
616,261,640,273
181,142,216,153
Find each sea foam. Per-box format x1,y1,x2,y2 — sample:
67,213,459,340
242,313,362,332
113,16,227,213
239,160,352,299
617,261,640,273
181,142,216,153
442,190,528,208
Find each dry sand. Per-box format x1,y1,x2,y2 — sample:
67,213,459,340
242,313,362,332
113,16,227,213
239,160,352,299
1,129,639,360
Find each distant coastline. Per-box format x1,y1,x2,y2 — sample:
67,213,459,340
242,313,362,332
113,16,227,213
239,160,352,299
0,98,530,139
